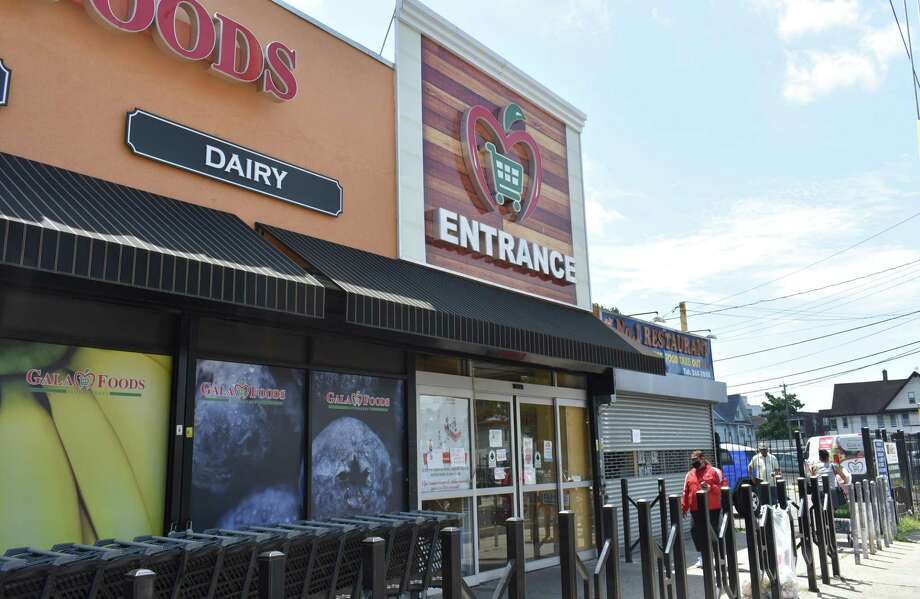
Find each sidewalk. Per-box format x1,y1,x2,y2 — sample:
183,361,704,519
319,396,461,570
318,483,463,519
469,532,920,598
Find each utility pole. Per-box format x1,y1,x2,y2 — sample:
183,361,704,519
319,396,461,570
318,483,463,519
679,301,688,332
783,383,793,441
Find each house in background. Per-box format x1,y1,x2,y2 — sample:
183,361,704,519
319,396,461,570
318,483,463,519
714,394,757,445
789,411,825,438
818,370,920,435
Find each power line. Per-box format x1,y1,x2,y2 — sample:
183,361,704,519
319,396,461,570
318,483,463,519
726,340,920,387
731,346,920,396
710,210,920,303
714,309,920,362
673,256,920,319
719,313,920,379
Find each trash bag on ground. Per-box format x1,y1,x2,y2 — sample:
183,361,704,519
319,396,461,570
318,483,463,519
740,507,799,599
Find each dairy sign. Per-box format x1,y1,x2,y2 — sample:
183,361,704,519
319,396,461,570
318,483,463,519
48,0,297,101
601,311,714,379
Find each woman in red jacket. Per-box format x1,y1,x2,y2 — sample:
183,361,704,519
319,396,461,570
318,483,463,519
681,449,727,568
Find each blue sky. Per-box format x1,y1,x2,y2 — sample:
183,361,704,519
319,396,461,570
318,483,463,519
287,0,920,412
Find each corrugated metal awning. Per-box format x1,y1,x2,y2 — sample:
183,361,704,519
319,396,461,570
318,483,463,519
0,152,324,317
260,223,665,374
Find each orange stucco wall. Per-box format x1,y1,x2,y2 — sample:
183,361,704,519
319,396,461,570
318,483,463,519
0,0,397,257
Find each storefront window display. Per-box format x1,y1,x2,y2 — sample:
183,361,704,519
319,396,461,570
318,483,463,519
310,371,405,519
0,339,172,551
190,359,306,530
419,395,471,494
475,399,513,489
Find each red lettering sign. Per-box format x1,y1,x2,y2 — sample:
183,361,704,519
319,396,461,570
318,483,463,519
72,0,297,101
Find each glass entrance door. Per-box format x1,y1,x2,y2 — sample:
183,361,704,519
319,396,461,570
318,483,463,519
517,398,559,565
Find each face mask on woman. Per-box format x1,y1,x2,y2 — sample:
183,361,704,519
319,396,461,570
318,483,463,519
691,459,702,469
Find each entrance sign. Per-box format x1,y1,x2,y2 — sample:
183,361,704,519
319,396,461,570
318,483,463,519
62,0,298,101
126,110,343,216
0,58,9,106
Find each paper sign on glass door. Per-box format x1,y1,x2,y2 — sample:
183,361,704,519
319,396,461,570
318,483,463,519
489,429,503,448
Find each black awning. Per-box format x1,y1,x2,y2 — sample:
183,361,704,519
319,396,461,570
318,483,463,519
0,152,324,317
259,224,665,374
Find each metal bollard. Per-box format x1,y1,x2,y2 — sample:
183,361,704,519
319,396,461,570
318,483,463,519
809,476,830,584
797,478,818,592
637,501,658,599
695,491,716,599
559,510,578,599
657,478,672,599
124,569,156,599
741,485,762,599
258,551,286,599
847,484,861,565
869,481,883,551
600,504,622,599
440,527,462,599
361,538,385,599
506,517,525,599
854,483,869,560
622,479,633,563
821,475,840,577
863,480,877,554
668,496,689,599
721,488,740,598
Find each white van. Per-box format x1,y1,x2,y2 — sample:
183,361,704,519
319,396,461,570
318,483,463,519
803,434,867,480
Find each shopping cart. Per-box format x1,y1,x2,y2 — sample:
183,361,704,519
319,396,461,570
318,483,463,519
484,142,523,213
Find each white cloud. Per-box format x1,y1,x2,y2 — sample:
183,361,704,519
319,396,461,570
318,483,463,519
756,0,861,40
562,0,611,35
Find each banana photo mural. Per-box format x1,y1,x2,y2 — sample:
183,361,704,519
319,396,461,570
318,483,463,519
0,339,172,552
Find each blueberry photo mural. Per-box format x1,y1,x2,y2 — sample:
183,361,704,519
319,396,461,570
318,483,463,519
190,360,305,529
310,372,405,519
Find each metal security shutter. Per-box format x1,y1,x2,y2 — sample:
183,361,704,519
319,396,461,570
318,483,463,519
598,394,715,545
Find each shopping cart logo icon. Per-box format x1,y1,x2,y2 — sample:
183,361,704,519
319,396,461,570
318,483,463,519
460,103,544,223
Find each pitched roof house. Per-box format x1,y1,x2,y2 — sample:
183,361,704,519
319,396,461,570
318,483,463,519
819,370,920,434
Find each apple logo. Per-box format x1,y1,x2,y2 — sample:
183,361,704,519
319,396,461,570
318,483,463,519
460,103,544,224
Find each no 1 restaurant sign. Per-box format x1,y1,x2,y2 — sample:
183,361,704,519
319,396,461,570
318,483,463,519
126,110,342,216
601,310,714,379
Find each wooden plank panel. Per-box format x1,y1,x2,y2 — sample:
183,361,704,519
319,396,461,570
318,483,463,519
421,36,577,305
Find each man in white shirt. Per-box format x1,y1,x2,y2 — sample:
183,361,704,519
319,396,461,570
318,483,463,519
748,442,781,487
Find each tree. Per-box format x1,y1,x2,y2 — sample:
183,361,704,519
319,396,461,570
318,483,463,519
758,386,804,440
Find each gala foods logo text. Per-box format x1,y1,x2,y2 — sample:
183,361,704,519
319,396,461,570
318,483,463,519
26,368,147,392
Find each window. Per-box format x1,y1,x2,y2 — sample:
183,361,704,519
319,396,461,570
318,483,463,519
841,416,849,429
902,413,909,426
877,415,885,428
910,391,917,405
890,414,898,427
860,415,868,427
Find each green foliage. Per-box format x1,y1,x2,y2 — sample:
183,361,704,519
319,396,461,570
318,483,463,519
895,514,920,542
758,387,804,440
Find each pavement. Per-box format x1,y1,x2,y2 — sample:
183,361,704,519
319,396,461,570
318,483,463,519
468,530,920,598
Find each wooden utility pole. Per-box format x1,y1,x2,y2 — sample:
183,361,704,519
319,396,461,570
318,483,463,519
679,301,688,332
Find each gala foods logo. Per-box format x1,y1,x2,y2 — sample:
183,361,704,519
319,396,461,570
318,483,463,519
198,381,287,402
325,390,391,410
26,368,147,394
460,103,543,224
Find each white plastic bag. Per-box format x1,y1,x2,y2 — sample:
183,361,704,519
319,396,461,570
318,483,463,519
772,508,799,599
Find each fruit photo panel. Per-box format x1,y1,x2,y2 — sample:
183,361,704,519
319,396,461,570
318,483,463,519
0,339,172,552
309,372,406,519
190,359,306,530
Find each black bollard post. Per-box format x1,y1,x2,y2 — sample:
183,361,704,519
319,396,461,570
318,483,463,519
721,487,740,597
601,505,622,599
657,479,672,599
763,506,780,599
124,569,156,599
695,490,716,599
440,527,462,599
637,501,658,599
821,475,840,577
361,538,385,599
810,477,830,584
741,485,762,599
506,517,525,599
668,495,689,599
559,510,578,599
622,479,632,563
794,432,806,478
776,479,787,510
258,551,286,599
895,431,915,513
757,480,770,510
797,478,818,592
862,427,878,480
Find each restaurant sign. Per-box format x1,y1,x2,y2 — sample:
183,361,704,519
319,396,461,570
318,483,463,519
600,310,714,379
126,110,343,216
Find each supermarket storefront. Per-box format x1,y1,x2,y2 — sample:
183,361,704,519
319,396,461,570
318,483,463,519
0,0,663,579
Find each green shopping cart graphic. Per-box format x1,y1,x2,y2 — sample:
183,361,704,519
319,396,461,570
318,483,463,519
484,141,523,213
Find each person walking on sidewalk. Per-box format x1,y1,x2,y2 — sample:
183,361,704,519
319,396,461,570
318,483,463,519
809,448,850,510
681,449,727,568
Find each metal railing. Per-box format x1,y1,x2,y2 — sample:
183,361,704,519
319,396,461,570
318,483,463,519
638,494,688,599
621,478,669,563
